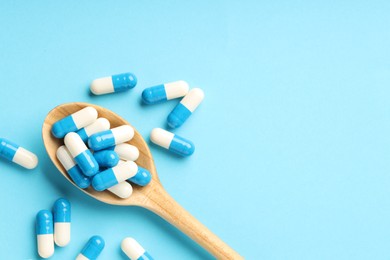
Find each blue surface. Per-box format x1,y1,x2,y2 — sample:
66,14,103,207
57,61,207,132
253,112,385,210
0,0,390,259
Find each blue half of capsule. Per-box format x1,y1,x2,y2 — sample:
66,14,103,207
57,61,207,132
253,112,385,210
74,150,99,177
112,73,137,92
167,103,192,129
53,198,71,223
79,235,105,260
169,134,195,156
68,165,91,189
142,85,167,104
94,150,119,168
36,210,54,235
129,166,152,186
88,130,115,151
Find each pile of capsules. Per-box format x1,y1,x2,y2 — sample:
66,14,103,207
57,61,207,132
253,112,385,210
91,72,205,157
53,106,152,198
36,198,153,259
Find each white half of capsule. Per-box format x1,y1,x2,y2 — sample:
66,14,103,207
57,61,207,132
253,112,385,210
13,147,38,169
54,222,70,247
108,181,133,199
37,234,54,258
165,80,189,100
83,118,110,137
150,128,174,149
73,107,98,129
90,77,114,95
114,143,139,161
112,125,135,144
180,88,204,112
121,237,147,260
64,133,88,156
76,254,89,260
113,161,138,181
56,145,76,170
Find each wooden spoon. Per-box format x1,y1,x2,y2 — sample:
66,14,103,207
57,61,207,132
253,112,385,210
42,102,243,260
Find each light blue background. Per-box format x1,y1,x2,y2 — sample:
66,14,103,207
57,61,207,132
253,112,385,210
0,1,390,259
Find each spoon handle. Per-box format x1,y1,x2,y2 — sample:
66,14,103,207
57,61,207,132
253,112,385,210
143,184,243,260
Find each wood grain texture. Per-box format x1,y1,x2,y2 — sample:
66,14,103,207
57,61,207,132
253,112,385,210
42,102,243,259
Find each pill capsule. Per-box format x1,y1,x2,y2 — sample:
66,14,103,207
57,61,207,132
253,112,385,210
93,150,120,168
150,128,195,156
0,138,38,169
92,161,138,191
142,80,189,104
108,181,133,199
88,125,134,151
90,72,137,95
56,146,91,188
129,166,152,186
52,107,98,138
77,118,110,143
121,237,154,260
53,198,71,247
64,133,99,176
76,235,105,260
107,143,139,161
167,88,204,128
36,210,54,258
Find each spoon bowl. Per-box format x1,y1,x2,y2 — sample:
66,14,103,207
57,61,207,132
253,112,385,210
42,102,242,259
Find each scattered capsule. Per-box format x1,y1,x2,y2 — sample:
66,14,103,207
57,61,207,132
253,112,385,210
53,198,71,247
64,133,99,176
88,125,134,151
121,237,154,260
167,88,204,128
56,146,91,188
52,107,98,138
36,210,54,259
94,150,120,168
107,181,133,199
92,161,138,191
0,138,38,169
76,235,105,260
150,128,195,157
107,143,139,161
129,166,152,186
90,72,137,95
76,118,110,143
142,80,189,104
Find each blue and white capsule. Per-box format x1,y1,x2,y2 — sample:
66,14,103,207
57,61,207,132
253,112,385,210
92,161,138,191
76,118,110,143
88,125,134,151
90,72,137,95
64,133,99,176
167,88,204,128
36,210,54,259
142,80,189,104
76,235,105,260
121,237,154,260
107,143,139,161
53,198,71,247
150,128,195,157
129,166,152,187
52,107,98,138
56,146,91,188
93,150,120,168
0,138,38,169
